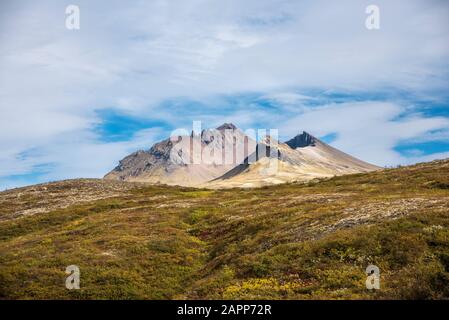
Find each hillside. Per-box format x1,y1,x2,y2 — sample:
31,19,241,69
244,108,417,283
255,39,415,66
0,159,448,299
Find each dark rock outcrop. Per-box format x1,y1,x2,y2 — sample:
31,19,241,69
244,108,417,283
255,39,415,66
285,131,317,149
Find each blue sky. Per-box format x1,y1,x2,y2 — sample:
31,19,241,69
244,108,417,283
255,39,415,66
0,0,449,189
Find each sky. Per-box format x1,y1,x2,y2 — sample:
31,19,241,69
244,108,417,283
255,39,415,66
0,0,449,189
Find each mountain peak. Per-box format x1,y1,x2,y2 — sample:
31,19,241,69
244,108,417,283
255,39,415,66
285,131,317,149
148,138,173,160
216,123,237,131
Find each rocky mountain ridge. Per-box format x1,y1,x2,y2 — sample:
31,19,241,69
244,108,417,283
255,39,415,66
104,123,380,187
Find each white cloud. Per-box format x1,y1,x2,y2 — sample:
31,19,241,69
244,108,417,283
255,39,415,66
282,101,449,166
0,126,165,186
34,127,165,181
0,0,448,188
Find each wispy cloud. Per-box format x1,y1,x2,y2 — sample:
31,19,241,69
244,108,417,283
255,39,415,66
0,0,448,188
282,101,449,166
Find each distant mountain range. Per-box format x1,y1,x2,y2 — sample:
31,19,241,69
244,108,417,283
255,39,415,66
104,123,380,188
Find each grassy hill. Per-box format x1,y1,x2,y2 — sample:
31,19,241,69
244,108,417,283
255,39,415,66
0,159,448,299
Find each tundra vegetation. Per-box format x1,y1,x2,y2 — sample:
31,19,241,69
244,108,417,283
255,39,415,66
0,159,448,299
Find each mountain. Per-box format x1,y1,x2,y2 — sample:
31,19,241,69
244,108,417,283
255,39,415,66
209,131,379,188
1,159,448,299
104,123,257,187
105,124,380,188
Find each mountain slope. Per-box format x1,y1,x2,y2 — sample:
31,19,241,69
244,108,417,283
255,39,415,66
207,132,380,188
105,126,379,188
104,123,257,187
1,159,448,299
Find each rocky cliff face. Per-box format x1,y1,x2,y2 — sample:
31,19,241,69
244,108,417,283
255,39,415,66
285,131,316,148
